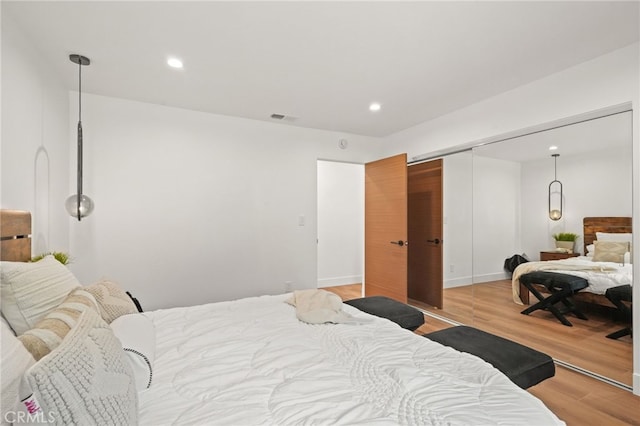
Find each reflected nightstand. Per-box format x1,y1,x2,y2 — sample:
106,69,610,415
539,251,580,261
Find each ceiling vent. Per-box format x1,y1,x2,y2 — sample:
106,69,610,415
270,113,298,122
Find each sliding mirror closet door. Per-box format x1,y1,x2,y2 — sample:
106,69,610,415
409,151,474,326
471,110,633,387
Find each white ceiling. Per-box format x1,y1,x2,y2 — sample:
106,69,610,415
3,1,639,137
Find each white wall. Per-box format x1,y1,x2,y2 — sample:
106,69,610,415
1,11,70,255
67,94,382,310
472,156,521,282
317,161,364,288
442,152,473,288
1,6,383,312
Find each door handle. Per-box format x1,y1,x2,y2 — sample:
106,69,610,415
427,238,441,245
390,240,408,247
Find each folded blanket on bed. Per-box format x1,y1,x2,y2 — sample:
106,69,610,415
285,289,372,325
512,260,616,304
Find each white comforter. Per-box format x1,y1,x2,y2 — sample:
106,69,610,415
138,294,564,425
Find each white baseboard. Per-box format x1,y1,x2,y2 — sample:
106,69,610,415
317,275,362,288
634,372,640,396
444,272,509,288
444,276,473,289
472,272,510,284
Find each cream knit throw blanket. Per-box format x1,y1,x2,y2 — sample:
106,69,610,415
286,289,372,325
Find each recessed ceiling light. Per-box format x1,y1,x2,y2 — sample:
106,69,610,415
167,57,183,69
369,102,381,112
549,145,558,151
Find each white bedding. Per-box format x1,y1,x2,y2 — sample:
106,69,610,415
138,294,564,425
512,257,632,303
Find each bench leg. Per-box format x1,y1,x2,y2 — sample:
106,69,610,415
606,327,632,339
521,288,576,326
520,284,547,315
546,303,574,327
559,297,588,320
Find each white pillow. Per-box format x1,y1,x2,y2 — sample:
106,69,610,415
1,255,81,335
1,316,35,426
110,313,156,391
586,244,595,257
17,308,138,425
595,232,632,242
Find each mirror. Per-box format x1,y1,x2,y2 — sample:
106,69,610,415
470,111,633,387
441,151,474,325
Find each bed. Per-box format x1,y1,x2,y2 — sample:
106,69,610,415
514,217,632,307
1,209,565,425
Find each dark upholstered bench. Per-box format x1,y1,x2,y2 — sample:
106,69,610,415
605,285,632,339
344,296,425,331
519,271,588,326
424,326,555,389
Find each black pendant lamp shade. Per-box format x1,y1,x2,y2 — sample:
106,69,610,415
65,54,94,221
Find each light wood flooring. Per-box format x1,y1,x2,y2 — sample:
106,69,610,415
420,279,633,386
324,283,640,426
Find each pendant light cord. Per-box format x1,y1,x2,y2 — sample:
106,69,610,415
77,59,83,220
78,60,82,122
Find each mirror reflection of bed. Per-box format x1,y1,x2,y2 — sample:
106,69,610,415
414,109,634,388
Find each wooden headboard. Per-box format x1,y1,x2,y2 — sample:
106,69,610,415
583,217,632,253
0,210,32,261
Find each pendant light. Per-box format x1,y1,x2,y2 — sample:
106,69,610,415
65,54,94,221
548,153,562,221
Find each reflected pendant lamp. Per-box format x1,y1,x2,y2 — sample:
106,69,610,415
548,153,562,221
65,54,94,221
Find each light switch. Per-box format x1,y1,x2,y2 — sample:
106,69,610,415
298,215,305,226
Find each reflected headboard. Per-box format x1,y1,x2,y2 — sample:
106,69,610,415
0,210,32,261
583,217,632,254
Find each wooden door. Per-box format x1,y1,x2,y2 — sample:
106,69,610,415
364,154,408,303
408,159,443,308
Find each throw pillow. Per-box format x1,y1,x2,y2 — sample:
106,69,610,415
592,241,630,263
1,255,81,335
18,288,99,360
17,308,138,425
1,316,35,425
84,280,139,323
110,313,156,391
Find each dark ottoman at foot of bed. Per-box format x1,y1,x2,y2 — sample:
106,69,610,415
424,326,555,389
344,296,425,331
519,271,588,326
